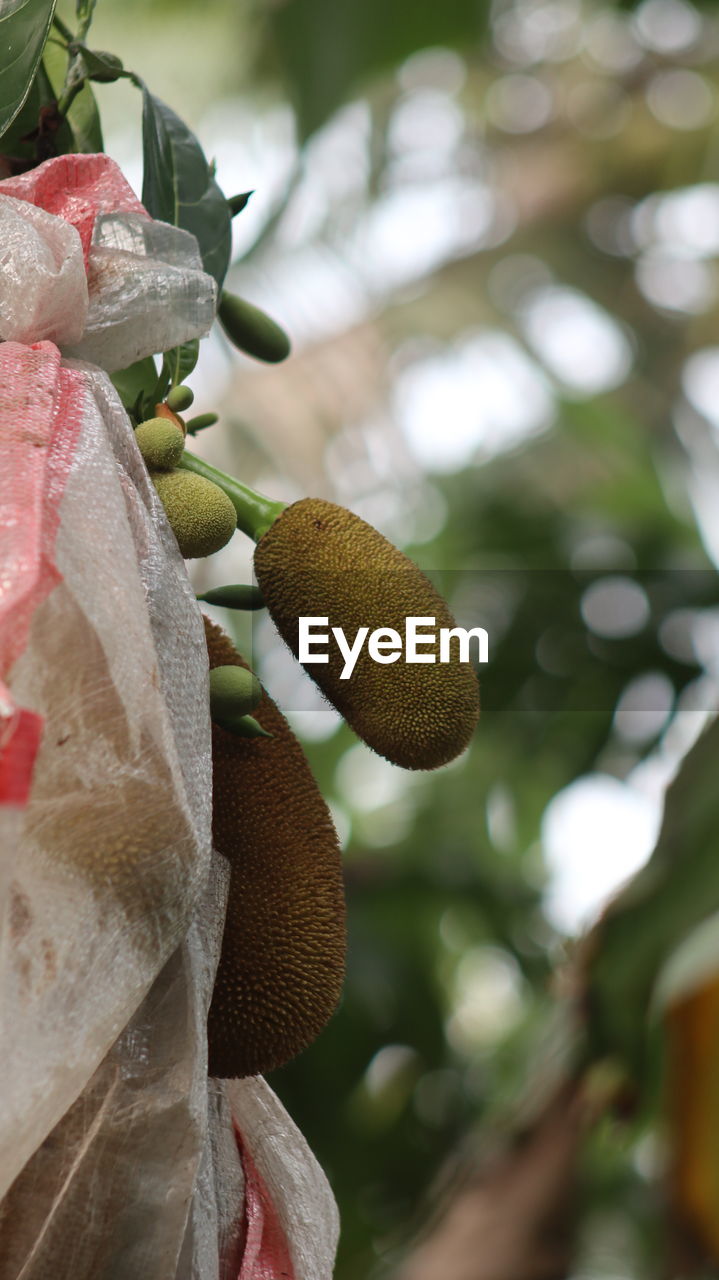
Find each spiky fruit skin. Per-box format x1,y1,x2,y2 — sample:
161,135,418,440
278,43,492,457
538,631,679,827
134,417,184,470
203,616,346,1078
151,470,237,559
254,498,480,770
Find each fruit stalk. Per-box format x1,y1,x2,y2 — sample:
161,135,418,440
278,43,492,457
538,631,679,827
179,452,286,542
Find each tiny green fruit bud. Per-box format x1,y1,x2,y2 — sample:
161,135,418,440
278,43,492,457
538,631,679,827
151,469,237,559
83,49,124,82
166,385,195,413
216,713,273,740
134,417,185,470
228,191,253,217
186,412,219,435
218,290,291,364
197,583,265,610
210,664,263,723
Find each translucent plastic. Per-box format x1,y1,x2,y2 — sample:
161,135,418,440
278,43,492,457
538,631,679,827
0,154,216,369
0,156,339,1279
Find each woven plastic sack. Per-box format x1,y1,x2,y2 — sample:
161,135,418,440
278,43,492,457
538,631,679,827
0,156,339,1280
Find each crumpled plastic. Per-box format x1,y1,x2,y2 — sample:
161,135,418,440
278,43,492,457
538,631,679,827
0,153,216,368
0,154,339,1280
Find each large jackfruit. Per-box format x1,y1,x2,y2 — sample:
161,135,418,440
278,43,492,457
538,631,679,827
253,498,480,770
203,616,346,1078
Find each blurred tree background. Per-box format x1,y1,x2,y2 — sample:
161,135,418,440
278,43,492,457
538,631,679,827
54,0,719,1275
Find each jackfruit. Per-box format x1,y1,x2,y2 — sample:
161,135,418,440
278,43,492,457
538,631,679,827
23,768,196,954
166,384,194,413
253,498,480,770
203,616,346,1077
151,470,237,559
134,417,184,470
218,290,291,364
209,664,262,723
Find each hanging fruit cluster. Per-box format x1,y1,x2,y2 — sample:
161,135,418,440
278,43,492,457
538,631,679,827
131,284,480,1078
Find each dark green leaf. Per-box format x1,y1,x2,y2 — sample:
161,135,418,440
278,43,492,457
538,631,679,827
161,338,200,390
268,0,484,138
0,0,58,140
0,58,72,164
140,88,231,289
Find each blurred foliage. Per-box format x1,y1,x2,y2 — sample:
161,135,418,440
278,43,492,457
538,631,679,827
244,1,719,1275
266,0,490,139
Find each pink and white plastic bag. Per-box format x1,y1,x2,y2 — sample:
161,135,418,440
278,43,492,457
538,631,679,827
0,155,338,1280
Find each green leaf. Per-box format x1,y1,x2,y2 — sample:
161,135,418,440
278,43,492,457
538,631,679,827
0,57,73,164
140,88,231,289
66,78,102,152
268,0,483,138
161,338,200,390
0,0,58,140
585,715,719,1075
110,356,159,414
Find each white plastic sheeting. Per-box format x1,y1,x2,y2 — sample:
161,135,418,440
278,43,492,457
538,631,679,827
0,155,339,1280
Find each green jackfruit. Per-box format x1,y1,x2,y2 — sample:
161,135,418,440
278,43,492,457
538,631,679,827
134,417,184,470
166,385,194,413
253,498,480,770
209,664,262,723
151,470,237,559
203,616,346,1078
218,290,291,364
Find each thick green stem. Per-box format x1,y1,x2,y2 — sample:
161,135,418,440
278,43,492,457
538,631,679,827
179,452,286,542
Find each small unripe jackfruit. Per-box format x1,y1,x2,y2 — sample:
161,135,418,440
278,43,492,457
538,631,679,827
151,470,237,559
218,290,291,364
203,616,346,1077
209,664,262,723
254,498,480,770
166,384,194,413
134,417,184,470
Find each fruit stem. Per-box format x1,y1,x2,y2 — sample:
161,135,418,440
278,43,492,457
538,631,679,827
179,451,286,542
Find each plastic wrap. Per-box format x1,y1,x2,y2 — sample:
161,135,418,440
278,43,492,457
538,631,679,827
0,155,339,1279
0,154,215,369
